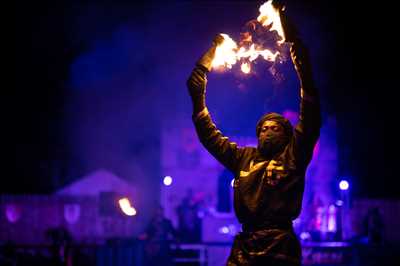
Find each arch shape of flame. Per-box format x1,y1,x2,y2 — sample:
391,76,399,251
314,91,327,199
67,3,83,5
211,0,284,74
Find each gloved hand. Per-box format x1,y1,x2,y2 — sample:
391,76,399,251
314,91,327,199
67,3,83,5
187,67,207,99
187,34,224,113
196,34,225,72
290,40,314,88
187,67,207,113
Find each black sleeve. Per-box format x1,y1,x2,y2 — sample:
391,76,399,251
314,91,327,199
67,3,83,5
193,108,244,173
294,87,322,164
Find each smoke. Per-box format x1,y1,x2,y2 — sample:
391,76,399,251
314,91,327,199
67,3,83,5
63,1,329,227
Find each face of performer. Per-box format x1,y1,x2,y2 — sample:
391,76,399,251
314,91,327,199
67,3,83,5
257,120,287,157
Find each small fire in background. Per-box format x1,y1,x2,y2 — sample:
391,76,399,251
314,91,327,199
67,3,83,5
211,0,286,74
118,197,137,216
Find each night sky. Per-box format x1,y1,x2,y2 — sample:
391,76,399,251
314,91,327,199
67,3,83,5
11,0,397,198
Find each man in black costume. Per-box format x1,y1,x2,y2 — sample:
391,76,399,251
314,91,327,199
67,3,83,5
187,33,321,265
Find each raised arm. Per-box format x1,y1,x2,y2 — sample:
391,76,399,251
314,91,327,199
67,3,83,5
186,35,244,173
291,39,322,159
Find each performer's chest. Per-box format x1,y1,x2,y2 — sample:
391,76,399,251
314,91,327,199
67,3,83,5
234,157,292,188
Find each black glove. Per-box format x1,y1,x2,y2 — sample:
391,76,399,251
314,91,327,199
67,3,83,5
187,34,224,114
187,67,207,99
196,34,225,71
290,40,314,88
187,67,207,113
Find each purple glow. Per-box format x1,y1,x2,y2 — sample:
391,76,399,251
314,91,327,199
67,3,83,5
163,176,172,186
219,226,229,234
5,204,22,223
64,204,81,224
300,231,311,241
336,200,344,206
339,180,349,190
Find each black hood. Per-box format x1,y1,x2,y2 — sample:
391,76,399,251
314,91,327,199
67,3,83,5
256,112,293,138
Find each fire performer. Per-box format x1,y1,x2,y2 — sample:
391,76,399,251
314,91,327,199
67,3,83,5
186,30,321,265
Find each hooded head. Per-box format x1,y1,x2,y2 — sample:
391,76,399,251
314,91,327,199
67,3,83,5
256,112,293,158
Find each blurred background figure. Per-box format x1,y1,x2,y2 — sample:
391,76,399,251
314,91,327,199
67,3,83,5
45,226,73,266
176,188,202,243
362,207,384,245
138,206,177,266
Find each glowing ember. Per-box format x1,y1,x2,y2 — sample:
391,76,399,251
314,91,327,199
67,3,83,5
241,63,251,74
210,1,284,74
118,197,137,216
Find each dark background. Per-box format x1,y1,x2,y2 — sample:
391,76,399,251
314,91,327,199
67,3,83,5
11,0,397,198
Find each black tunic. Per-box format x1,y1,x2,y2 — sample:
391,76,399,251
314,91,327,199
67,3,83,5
192,90,321,264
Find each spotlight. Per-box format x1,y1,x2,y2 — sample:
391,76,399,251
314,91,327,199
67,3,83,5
219,226,229,234
230,179,235,187
163,176,173,186
339,180,349,191
300,231,311,241
335,200,344,206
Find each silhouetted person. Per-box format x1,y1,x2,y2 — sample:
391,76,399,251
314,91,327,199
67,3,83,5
45,227,73,266
139,206,177,266
187,32,321,265
176,188,202,243
363,207,384,245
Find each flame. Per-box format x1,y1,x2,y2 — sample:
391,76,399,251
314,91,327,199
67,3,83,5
260,49,279,61
241,63,251,74
210,1,284,74
211,36,279,73
237,44,279,62
212,33,238,69
257,0,285,43
118,197,137,216
242,32,252,43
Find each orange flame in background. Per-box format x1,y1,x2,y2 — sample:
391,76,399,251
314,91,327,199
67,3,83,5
211,0,285,74
118,197,137,216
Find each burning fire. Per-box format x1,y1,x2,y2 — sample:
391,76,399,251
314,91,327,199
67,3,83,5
211,0,285,74
241,62,251,74
212,33,238,69
118,197,137,216
257,0,285,43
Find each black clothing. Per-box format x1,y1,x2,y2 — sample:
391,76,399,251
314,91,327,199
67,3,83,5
227,228,301,265
193,98,320,226
192,69,320,263
144,218,176,266
176,200,202,243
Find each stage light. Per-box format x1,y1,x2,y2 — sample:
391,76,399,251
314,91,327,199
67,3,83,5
219,226,230,234
339,180,349,191
118,197,137,216
335,200,344,206
163,176,173,186
300,231,311,241
218,224,238,235
231,179,235,187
